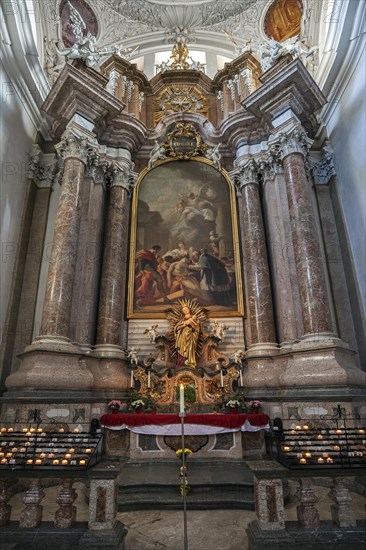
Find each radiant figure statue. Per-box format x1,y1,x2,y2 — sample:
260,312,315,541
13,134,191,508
169,299,207,368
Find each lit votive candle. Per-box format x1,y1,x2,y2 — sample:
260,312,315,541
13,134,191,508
73,428,79,433
6,453,12,458
79,459,86,465
283,446,291,452
295,425,301,430
290,430,296,434
85,448,92,454
303,425,309,430
59,428,65,433
53,459,59,465
62,459,68,465
1,458,7,464
30,428,35,433
0,452,4,457
322,453,329,458
69,448,75,453
1,428,7,433
65,453,72,459
7,428,14,433
326,457,334,464
305,452,312,458
39,453,46,459
317,458,324,464
336,429,343,434
26,432,31,437
41,432,46,437
35,459,42,465
37,428,43,433
26,459,33,464
358,429,365,434
333,445,340,451
25,442,31,447
317,435,323,440
48,453,55,458
299,458,307,464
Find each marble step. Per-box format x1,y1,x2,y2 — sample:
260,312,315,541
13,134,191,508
117,459,254,511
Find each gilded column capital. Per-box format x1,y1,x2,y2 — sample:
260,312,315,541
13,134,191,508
55,129,91,165
28,145,61,188
271,124,313,161
310,143,336,185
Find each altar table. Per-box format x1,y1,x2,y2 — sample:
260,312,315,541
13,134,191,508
100,413,270,436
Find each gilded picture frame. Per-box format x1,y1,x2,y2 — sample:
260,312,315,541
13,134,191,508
127,157,244,318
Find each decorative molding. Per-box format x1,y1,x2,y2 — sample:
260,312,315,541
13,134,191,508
107,162,134,193
311,144,336,186
271,124,312,161
55,130,94,165
28,145,60,189
236,159,259,190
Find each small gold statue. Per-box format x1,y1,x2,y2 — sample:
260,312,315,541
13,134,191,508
169,299,207,368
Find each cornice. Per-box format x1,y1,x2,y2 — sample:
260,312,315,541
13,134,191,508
243,58,327,137
41,62,125,141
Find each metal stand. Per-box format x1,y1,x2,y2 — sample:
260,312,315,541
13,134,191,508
179,411,188,550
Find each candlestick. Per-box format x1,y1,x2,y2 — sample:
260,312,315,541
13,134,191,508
180,384,185,414
147,370,151,389
239,370,243,387
220,371,224,387
130,370,134,388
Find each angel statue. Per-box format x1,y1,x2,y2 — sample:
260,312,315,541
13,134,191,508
206,143,222,170
168,299,207,368
148,141,167,168
143,324,160,343
125,347,140,366
232,349,245,365
57,1,138,68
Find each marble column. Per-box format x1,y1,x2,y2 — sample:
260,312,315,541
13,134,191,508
259,156,302,347
237,160,277,353
95,162,131,355
38,129,90,344
276,125,334,339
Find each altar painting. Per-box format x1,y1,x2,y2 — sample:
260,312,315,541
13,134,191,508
128,159,243,317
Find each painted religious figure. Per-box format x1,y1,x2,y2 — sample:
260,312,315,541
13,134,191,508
168,299,207,368
128,159,243,317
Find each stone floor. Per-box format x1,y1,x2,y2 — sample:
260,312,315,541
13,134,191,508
6,481,366,550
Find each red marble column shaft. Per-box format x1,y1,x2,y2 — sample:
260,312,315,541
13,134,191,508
40,158,85,339
240,182,276,346
283,152,332,335
96,185,129,346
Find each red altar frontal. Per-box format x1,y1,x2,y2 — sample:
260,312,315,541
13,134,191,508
100,413,270,436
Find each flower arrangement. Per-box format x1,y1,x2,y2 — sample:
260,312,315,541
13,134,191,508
108,399,123,410
176,448,192,457
131,399,146,410
247,400,262,409
225,398,242,409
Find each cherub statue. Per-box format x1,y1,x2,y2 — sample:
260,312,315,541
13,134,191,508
148,141,167,168
143,324,160,343
211,320,228,340
232,349,245,364
189,57,204,71
125,347,140,366
258,35,318,72
156,60,170,74
206,143,222,169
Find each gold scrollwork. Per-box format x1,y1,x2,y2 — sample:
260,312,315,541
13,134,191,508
165,122,207,160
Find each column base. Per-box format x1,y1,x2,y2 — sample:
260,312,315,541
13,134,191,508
280,344,366,388
87,355,131,391
246,343,279,358
27,335,81,354
5,348,93,391
92,345,125,359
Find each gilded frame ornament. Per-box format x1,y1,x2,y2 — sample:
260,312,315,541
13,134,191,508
127,157,244,319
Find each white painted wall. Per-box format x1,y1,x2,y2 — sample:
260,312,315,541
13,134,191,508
326,50,366,314
0,58,37,338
